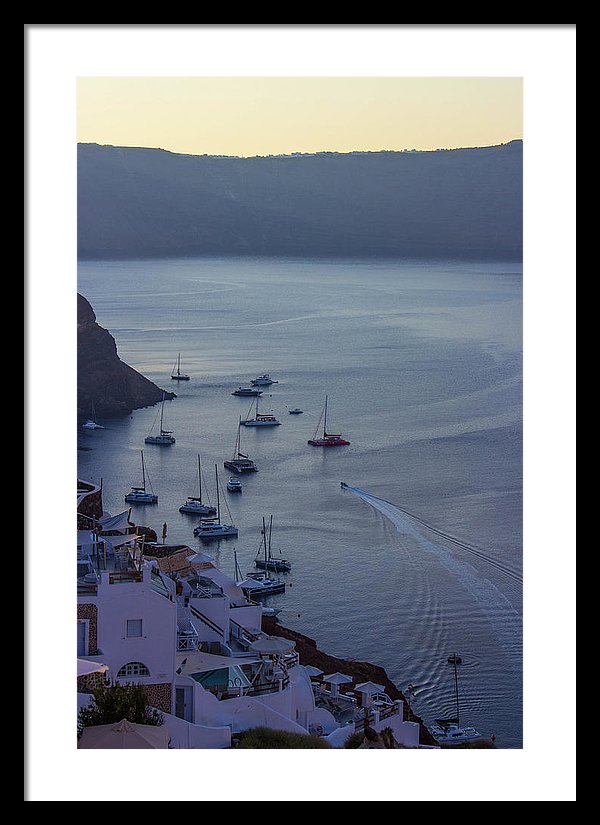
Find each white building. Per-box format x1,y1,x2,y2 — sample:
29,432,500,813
77,480,421,749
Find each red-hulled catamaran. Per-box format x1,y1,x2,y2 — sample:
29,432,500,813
308,396,350,447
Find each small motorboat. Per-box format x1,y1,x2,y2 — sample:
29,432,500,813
287,408,303,415
227,477,242,492
447,654,463,664
250,374,278,386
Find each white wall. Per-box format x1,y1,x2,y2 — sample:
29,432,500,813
92,570,177,686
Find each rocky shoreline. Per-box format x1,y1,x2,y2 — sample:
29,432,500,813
77,293,175,420
261,615,439,746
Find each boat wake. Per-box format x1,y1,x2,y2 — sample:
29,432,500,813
342,485,522,585
341,484,522,670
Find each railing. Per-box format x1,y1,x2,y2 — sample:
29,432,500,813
189,604,224,638
208,675,290,701
177,632,199,652
108,571,143,584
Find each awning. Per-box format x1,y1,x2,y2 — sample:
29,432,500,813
101,533,138,551
176,651,261,675
77,658,109,677
98,511,134,533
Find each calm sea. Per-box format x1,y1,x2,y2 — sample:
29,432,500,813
77,256,523,748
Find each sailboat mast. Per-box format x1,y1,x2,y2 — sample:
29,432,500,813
197,455,202,501
177,353,181,376
215,464,221,521
141,451,146,491
323,395,328,435
159,392,165,432
453,656,460,725
263,516,268,565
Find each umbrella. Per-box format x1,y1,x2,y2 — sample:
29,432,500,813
78,718,170,749
322,672,353,697
77,658,109,677
248,637,296,656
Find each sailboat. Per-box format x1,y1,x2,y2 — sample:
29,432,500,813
171,352,190,381
307,396,350,446
179,455,217,516
145,391,176,445
237,524,286,597
224,418,259,473
81,399,105,430
193,465,238,540
254,515,291,572
125,451,158,504
429,653,482,744
240,395,281,427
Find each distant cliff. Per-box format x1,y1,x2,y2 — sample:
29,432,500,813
77,293,175,419
78,142,522,261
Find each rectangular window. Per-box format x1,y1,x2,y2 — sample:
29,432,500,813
126,619,143,638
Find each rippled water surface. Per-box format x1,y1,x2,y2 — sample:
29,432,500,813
78,256,523,747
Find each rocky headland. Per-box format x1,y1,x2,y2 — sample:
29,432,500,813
77,292,175,420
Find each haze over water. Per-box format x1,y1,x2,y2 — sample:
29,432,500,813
78,255,522,747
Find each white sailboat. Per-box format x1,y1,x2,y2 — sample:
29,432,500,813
81,399,105,430
429,653,482,744
240,395,281,427
145,391,176,445
171,352,190,381
238,518,286,596
125,451,158,504
235,541,286,599
224,418,258,473
179,455,217,516
193,465,238,540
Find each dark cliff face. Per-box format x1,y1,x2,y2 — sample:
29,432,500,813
77,293,175,419
78,142,522,261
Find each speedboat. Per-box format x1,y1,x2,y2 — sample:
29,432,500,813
287,408,303,415
250,374,278,386
232,387,263,396
227,477,242,492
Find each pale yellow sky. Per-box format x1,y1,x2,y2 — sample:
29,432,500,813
77,76,522,157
